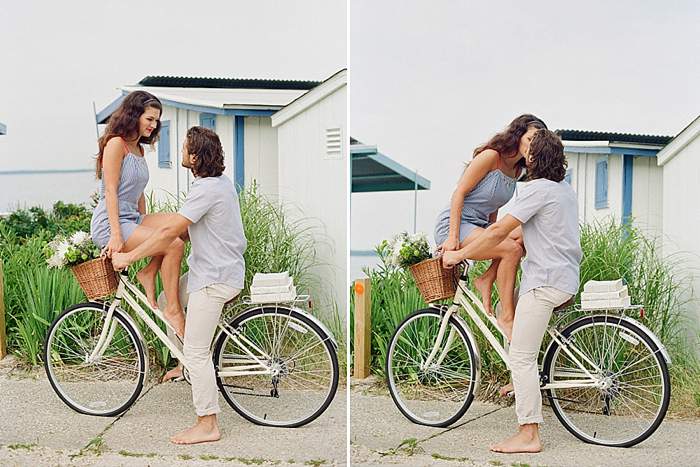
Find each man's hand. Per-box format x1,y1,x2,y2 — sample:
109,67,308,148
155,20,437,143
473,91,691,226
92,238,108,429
442,250,462,268
111,252,132,271
440,236,461,252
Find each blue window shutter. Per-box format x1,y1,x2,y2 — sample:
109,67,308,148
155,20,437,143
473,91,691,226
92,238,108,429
595,159,608,209
158,121,170,168
565,168,573,185
200,113,216,131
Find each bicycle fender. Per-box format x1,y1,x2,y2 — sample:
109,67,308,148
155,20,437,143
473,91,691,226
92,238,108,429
216,304,339,351
551,313,672,366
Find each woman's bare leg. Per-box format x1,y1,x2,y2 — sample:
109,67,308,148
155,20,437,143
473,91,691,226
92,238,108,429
494,241,523,341
473,260,499,315
451,228,523,341
132,214,180,309
124,224,186,337
136,255,163,308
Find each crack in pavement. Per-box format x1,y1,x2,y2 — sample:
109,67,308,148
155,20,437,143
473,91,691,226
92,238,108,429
396,406,506,452
73,381,160,455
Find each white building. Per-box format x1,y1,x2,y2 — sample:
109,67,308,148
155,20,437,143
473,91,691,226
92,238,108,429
656,116,700,331
271,70,347,316
96,70,347,318
557,130,672,235
96,76,320,199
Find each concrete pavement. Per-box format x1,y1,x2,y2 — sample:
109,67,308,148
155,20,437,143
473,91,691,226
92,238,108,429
350,391,700,466
0,358,347,466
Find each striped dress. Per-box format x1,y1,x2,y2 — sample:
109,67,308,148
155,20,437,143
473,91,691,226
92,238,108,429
434,168,519,246
90,140,149,248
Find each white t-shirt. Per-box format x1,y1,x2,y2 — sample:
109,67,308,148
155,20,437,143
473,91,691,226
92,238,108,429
179,175,247,293
509,178,582,297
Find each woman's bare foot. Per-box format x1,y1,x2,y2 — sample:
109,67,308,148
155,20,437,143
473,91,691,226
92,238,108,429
490,424,542,453
474,275,494,315
163,305,186,339
136,268,158,309
170,415,221,445
499,382,514,397
161,365,183,383
497,316,513,343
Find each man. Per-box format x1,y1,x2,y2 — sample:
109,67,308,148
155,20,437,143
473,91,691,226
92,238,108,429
444,129,582,454
113,126,247,445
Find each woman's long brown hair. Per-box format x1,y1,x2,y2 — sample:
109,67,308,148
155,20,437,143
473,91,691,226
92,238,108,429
96,91,162,179
473,114,548,167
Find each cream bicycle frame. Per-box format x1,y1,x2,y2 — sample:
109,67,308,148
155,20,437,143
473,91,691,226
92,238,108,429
88,272,276,378
424,272,604,391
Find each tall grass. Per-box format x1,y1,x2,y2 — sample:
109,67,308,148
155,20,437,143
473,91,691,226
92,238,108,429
1,186,342,372
352,219,700,408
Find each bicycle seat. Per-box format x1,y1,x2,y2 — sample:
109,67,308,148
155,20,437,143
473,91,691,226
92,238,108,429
554,297,575,313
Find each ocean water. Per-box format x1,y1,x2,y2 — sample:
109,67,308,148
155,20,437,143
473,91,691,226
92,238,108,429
0,171,98,214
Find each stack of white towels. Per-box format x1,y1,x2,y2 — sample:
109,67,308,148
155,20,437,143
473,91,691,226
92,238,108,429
581,279,631,310
250,271,297,303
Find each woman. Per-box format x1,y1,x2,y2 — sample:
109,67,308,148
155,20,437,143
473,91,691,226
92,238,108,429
434,114,547,342
91,91,186,338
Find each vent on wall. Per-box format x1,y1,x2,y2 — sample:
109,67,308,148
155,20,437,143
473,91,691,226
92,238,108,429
325,127,342,159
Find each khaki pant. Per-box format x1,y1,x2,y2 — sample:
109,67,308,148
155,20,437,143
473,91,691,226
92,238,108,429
185,283,240,416
510,286,573,425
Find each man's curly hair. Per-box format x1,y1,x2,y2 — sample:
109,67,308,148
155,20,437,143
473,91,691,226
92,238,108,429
186,126,225,178
527,129,567,182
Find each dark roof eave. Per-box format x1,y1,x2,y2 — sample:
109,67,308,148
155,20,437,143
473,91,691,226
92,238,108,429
556,129,673,146
138,76,321,91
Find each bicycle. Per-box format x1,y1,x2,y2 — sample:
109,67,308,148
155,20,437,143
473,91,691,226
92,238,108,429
43,269,340,428
385,261,671,447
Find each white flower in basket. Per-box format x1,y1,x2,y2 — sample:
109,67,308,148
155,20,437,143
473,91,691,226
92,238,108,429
383,231,431,269
45,231,102,269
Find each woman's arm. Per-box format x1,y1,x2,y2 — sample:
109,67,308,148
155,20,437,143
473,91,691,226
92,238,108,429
138,193,146,216
102,138,126,256
444,150,498,250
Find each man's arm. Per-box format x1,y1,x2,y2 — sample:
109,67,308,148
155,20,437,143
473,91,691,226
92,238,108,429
443,215,521,267
112,214,192,270
462,215,521,259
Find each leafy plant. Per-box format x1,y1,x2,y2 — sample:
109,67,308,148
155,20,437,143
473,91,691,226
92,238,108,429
352,219,700,410
381,232,431,268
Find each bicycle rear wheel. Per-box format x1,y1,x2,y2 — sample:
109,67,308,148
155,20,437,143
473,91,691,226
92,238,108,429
386,308,478,427
542,315,670,447
44,302,147,417
213,306,339,427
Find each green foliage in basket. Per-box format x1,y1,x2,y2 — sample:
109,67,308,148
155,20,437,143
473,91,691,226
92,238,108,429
380,232,431,268
45,231,101,269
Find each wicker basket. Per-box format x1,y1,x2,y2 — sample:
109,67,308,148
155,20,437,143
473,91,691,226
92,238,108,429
70,256,118,300
409,256,458,302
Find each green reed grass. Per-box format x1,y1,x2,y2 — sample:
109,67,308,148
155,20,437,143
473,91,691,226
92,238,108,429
352,219,700,409
1,186,342,372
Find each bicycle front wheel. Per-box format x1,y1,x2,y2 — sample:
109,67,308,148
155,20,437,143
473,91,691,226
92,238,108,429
386,308,478,427
213,306,339,427
44,302,147,417
542,315,671,447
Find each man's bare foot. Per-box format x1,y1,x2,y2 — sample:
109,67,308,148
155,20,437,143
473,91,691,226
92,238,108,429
474,275,494,315
490,425,542,453
163,305,186,339
161,365,183,383
499,382,514,397
136,269,158,309
170,416,221,445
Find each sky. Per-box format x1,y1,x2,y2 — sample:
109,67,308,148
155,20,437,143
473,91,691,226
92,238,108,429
0,0,347,173
350,0,700,251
